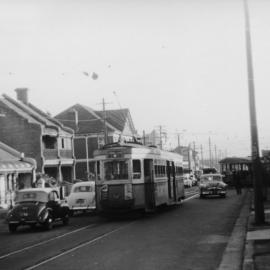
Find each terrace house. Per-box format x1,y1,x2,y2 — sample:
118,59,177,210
55,104,137,180
0,89,75,183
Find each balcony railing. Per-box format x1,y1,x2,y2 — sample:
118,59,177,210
59,149,73,159
43,149,58,159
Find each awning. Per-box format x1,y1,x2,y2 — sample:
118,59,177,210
0,160,33,173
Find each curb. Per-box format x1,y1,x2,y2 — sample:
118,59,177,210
218,191,252,270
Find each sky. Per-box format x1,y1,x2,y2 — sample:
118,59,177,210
0,0,270,158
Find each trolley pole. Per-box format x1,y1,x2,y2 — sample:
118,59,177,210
243,0,265,224
102,98,108,145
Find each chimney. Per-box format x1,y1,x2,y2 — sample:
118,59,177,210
15,88,29,104
72,109,78,127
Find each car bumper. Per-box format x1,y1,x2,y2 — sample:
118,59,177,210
201,189,226,195
69,206,96,210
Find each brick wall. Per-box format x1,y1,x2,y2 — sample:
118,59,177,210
0,101,42,171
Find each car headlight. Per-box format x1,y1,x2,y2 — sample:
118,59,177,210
38,209,49,222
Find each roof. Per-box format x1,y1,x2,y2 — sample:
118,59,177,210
55,104,136,135
219,157,252,164
0,161,33,172
95,108,136,133
1,94,73,134
0,141,35,172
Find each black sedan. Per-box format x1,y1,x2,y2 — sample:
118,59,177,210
199,174,227,198
6,188,70,232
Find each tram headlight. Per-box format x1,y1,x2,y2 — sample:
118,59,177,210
124,184,133,200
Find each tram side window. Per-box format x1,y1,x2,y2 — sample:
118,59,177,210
132,160,141,179
176,166,183,176
155,165,166,177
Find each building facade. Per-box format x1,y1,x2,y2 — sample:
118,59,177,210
0,89,75,183
55,104,137,180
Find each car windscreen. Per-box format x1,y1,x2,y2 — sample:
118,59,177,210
201,176,222,182
104,160,129,180
15,191,48,203
73,185,94,193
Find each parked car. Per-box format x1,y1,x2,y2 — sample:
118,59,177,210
199,174,227,198
183,174,192,188
6,188,70,232
66,181,96,215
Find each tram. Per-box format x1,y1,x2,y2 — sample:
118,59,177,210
93,142,185,213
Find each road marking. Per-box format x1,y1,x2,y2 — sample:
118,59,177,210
0,224,97,260
184,193,199,202
24,223,133,270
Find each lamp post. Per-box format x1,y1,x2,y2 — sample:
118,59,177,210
243,0,265,224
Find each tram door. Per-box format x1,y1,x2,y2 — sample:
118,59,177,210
171,162,177,202
144,159,155,210
166,161,172,199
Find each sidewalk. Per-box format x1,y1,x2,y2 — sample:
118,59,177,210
217,188,270,270
243,200,270,270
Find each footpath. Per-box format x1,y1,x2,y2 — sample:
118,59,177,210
218,188,270,270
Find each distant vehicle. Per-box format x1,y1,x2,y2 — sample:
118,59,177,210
6,188,69,232
183,174,192,188
67,181,96,215
202,167,218,175
199,174,227,198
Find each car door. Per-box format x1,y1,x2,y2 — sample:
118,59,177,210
47,191,62,219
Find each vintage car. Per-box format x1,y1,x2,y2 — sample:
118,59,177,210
6,188,70,232
199,174,227,198
66,181,96,215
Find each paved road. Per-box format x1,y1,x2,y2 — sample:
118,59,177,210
0,188,245,270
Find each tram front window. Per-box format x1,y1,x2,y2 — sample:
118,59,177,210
104,160,129,180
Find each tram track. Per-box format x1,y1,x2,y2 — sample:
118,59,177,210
0,193,198,270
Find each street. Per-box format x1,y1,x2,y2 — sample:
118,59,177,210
0,189,245,270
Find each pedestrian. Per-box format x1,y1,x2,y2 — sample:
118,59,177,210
233,171,242,195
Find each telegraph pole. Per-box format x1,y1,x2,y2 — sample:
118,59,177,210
243,0,265,224
200,145,204,168
209,137,212,168
102,98,108,144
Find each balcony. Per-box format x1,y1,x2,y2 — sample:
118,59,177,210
43,149,58,160
59,149,73,159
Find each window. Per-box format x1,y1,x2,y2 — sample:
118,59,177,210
62,138,65,148
74,185,93,192
132,160,141,179
104,160,128,180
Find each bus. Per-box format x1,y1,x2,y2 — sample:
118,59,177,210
93,142,185,213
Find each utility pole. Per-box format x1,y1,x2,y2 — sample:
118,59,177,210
102,98,108,145
209,137,212,168
243,0,265,224
157,125,166,150
159,126,163,150
200,145,204,169
143,130,146,145
214,144,218,170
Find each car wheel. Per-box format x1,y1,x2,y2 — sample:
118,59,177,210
69,209,74,217
221,194,226,198
44,216,53,230
8,224,17,233
62,214,69,226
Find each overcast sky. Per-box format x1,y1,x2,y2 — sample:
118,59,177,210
0,0,270,158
